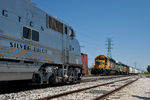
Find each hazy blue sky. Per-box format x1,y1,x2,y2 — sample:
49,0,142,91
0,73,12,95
31,0,150,71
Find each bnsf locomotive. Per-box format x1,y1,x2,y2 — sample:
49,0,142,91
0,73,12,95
0,0,82,84
91,55,129,75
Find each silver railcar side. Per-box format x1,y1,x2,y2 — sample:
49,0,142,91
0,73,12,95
0,0,82,84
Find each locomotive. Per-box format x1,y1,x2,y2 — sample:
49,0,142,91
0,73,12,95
91,55,129,75
0,0,82,84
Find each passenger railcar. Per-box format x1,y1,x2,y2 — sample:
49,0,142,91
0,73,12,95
0,0,82,84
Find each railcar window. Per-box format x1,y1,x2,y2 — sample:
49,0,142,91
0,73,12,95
48,16,63,33
49,16,55,30
97,57,105,60
100,58,105,60
32,30,39,41
65,27,67,34
23,27,31,39
56,20,63,33
23,26,39,42
96,57,100,60
70,29,75,37
71,29,74,34
68,28,72,35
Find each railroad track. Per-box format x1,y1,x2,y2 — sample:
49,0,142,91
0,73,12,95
37,76,138,100
93,79,138,100
81,75,132,83
0,75,131,94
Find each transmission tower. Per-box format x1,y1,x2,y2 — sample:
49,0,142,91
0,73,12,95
106,38,113,58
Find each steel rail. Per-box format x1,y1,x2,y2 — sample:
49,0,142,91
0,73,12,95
37,77,133,100
93,78,138,100
0,75,133,94
81,75,131,83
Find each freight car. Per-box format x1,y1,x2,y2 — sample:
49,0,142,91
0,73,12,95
129,67,142,75
0,0,82,84
81,53,88,75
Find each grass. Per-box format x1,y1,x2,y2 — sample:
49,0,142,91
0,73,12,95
141,74,150,76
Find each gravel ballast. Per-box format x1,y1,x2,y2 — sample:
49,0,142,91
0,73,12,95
0,76,134,100
1,76,147,100
107,77,150,100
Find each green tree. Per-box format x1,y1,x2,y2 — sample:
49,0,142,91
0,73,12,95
147,65,150,73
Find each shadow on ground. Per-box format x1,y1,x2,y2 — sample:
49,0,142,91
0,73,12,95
132,95,150,100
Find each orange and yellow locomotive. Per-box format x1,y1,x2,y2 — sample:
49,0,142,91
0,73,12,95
91,55,116,75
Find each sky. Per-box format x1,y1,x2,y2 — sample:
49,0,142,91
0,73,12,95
31,0,150,71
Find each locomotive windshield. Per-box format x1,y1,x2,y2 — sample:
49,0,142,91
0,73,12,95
96,57,105,60
96,62,105,65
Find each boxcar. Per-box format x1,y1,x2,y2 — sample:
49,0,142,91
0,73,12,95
81,53,88,75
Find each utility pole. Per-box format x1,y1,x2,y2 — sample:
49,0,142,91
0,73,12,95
134,62,137,73
106,38,113,58
134,62,137,68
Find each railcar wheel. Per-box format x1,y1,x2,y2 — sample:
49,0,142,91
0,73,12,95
32,74,41,84
49,74,56,85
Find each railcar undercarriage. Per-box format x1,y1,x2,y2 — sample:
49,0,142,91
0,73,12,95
32,65,82,85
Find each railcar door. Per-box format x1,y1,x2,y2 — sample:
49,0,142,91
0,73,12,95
62,26,69,65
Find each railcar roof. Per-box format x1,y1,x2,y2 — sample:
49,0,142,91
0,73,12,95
27,0,73,29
